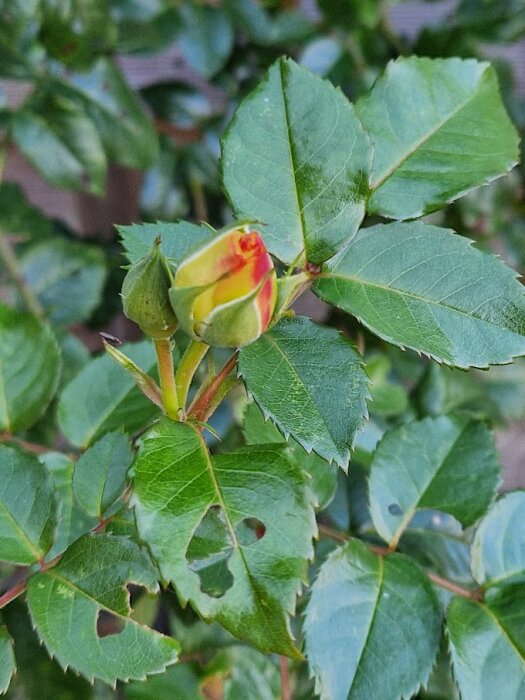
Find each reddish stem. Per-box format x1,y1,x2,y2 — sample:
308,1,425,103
317,524,483,601
280,656,291,700
0,580,27,609
189,352,239,421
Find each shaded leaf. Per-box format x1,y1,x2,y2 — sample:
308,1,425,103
54,57,159,170
313,221,525,368
369,415,500,547
356,56,519,219
222,57,371,264
178,2,233,78
304,540,441,700
117,221,213,266
0,626,15,695
57,340,160,448
40,452,96,559
132,419,316,657
18,238,107,327
471,492,525,587
27,534,180,685
239,316,369,469
11,93,107,195
243,401,337,511
73,431,133,519
0,445,57,565
447,590,525,700
0,302,61,432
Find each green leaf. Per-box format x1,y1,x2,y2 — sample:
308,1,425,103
304,540,441,700
117,220,213,265
11,93,107,195
132,418,316,657
313,221,525,368
18,238,107,327
3,601,93,700
124,663,204,700
0,445,57,565
471,492,525,587
356,56,519,219
55,57,159,170
366,354,408,417
238,316,369,469
222,57,371,264
243,401,337,510
223,647,280,699
73,431,133,518
447,591,525,700
0,182,53,245
0,303,61,432
40,452,96,559
369,415,500,547
57,340,160,448
0,626,15,695
27,534,180,685
178,2,233,78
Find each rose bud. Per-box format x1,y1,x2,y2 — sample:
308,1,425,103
121,238,177,339
169,225,277,348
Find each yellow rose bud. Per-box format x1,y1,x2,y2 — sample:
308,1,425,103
169,225,277,348
121,238,177,339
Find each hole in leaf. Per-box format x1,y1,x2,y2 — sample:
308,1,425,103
388,503,403,516
186,506,234,598
236,517,266,545
96,610,125,638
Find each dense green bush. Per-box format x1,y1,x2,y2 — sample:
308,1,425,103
0,2,525,698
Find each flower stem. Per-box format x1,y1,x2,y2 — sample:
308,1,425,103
153,338,180,420
175,339,209,410
0,580,27,609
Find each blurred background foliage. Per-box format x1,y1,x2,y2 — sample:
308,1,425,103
0,0,524,697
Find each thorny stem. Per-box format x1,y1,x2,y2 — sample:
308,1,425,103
189,352,239,421
175,339,209,412
318,524,483,601
153,338,180,420
0,233,46,320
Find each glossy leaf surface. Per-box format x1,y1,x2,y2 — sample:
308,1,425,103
27,535,180,684
58,340,160,448
73,431,134,518
0,445,57,565
305,540,441,700
18,238,107,327
447,591,525,700
118,221,213,265
0,303,61,432
471,492,525,587
132,419,315,657
239,316,369,469
356,56,519,219
369,415,500,547
313,221,525,368
0,626,15,694
222,57,371,264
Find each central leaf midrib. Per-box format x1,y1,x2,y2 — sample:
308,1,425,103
370,76,485,191
350,553,385,693
193,427,267,614
264,331,340,453
278,61,307,259
388,421,467,546
0,497,42,561
324,271,518,331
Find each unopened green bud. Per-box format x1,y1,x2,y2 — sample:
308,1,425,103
121,239,177,339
